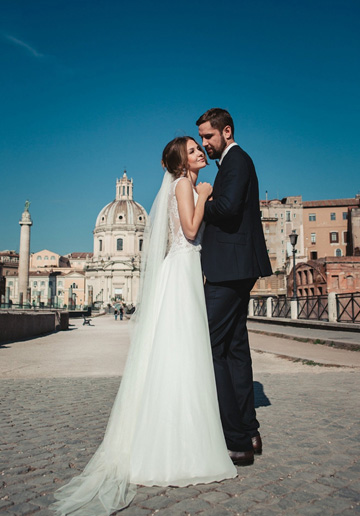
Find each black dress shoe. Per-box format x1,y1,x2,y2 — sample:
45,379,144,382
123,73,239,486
228,449,254,466
252,435,262,455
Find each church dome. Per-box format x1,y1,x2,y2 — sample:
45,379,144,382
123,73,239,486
94,171,147,231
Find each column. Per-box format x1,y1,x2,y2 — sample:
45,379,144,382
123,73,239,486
18,202,33,305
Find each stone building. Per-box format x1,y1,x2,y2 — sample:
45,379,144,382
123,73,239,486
253,195,305,296
85,171,147,307
303,197,360,260
350,206,360,255
287,257,360,297
259,195,305,272
30,249,70,269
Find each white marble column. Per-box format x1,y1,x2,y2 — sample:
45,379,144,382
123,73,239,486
18,203,33,304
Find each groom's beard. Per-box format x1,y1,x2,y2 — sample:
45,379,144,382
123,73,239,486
205,136,227,160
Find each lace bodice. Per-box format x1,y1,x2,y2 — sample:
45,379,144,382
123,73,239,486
167,177,204,256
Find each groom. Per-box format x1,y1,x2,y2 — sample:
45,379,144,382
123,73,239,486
196,108,272,465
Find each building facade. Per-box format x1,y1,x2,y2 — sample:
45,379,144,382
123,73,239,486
85,172,147,307
303,197,360,260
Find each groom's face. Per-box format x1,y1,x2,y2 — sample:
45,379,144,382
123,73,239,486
198,121,227,160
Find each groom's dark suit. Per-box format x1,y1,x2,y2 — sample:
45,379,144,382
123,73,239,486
202,144,272,452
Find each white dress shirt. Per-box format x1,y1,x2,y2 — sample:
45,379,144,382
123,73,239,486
218,142,239,165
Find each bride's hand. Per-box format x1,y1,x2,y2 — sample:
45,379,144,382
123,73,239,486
196,182,213,199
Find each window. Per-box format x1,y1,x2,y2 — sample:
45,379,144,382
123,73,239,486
343,212,348,220
33,281,37,287
9,281,13,286
281,213,283,219
37,256,42,260
310,251,318,259
41,281,45,286
117,238,123,251
122,186,125,195
330,212,336,221
309,214,316,221
343,231,348,243
99,239,103,251
44,256,49,260
51,256,55,261
127,186,130,195
139,239,143,252
286,211,291,222
311,233,316,244
335,248,342,257
330,232,339,243
71,283,78,289
58,280,63,287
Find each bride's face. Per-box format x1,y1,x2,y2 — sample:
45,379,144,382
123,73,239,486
186,139,207,173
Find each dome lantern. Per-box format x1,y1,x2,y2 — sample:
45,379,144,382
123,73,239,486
116,170,133,201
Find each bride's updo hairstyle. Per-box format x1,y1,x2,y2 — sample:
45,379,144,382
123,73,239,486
162,136,207,179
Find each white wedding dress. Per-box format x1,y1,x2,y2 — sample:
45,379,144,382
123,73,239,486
52,175,236,515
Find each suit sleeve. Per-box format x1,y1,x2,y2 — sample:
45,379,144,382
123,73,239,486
204,151,250,223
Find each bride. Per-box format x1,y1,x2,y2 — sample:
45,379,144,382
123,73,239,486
52,136,237,515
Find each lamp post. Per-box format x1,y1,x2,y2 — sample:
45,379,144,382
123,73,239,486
289,231,298,299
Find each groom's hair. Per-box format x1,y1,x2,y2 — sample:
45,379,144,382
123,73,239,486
196,108,234,137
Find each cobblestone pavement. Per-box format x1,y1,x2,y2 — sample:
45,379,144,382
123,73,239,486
1,320,360,515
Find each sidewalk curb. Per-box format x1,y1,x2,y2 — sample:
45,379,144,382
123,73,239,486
248,327,360,353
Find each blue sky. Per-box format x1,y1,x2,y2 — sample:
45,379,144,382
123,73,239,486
1,0,359,255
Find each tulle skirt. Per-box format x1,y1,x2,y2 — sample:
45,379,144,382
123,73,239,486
52,249,236,515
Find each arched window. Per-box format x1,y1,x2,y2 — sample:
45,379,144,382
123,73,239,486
335,248,342,257
51,256,56,261
44,256,49,260
37,256,42,260
139,239,143,252
99,239,103,251
117,238,123,251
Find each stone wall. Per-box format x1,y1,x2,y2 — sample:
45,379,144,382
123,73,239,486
0,311,69,343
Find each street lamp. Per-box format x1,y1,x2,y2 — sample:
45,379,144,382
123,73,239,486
289,231,298,299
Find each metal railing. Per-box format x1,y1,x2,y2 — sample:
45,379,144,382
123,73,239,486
297,295,329,321
253,298,267,316
336,293,360,323
272,297,291,318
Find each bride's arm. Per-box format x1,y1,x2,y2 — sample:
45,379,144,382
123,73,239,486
176,178,212,240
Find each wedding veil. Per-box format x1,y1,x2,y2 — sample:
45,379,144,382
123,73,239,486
52,171,173,515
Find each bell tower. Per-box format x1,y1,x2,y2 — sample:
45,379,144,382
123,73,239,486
116,170,133,201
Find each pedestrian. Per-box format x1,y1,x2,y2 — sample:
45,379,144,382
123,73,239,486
114,308,118,321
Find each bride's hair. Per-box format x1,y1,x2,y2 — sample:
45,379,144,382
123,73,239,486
162,136,207,179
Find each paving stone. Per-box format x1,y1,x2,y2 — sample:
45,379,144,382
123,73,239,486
6,501,40,515
140,494,174,510
337,487,360,503
198,491,230,503
1,340,360,515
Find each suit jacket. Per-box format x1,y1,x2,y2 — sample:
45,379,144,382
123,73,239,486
201,145,272,282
